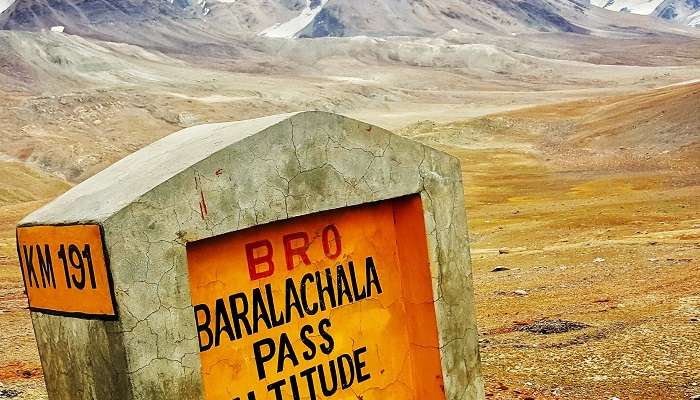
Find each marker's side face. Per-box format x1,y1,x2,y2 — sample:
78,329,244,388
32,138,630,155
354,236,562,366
186,195,445,400
15,224,116,318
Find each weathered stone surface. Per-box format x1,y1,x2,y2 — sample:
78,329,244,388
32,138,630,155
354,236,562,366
19,111,484,399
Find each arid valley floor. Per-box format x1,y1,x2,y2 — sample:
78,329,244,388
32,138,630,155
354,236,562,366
0,28,699,399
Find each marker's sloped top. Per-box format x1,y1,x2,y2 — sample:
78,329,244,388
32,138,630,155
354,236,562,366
19,112,300,226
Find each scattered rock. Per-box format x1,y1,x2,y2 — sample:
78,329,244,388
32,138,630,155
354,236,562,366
491,266,510,272
498,248,510,254
517,319,589,335
593,257,605,263
177,112,199,127
514,289,528,296
0,389,21,399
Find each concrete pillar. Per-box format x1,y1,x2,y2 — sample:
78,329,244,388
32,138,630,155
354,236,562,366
16,111,484,399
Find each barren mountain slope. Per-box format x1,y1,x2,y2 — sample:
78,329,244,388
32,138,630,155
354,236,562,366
2,29,699,184
405,81,700,170
504,81,700,165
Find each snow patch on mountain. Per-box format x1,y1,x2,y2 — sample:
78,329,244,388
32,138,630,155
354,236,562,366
0,0,16,14
259,0,329,38
591,0,700,27
689,10,700,26
654,0,700,25
590,0,665,14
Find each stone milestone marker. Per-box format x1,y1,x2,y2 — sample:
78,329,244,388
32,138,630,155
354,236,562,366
16,111,484,400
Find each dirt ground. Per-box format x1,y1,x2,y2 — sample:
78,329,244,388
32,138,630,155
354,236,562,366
457,146,700,399
0,87,699,399
407,84,700,399
0,199,48,399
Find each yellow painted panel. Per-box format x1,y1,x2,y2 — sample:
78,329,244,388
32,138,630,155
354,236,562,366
187,195,445,400
16,225,116,318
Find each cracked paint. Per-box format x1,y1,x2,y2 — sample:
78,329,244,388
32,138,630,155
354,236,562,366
186,195,444,400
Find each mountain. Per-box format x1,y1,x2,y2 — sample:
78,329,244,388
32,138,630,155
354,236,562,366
0,0,698,60
0,0,256,53
2,0,593,37
654,0,700,26
256,0,594,38
4,0,700,45
591,0,700,26
1,0,207,29
0,0,649,40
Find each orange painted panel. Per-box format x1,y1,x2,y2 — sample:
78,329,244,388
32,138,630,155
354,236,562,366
187,195,445,400
16,225,116,318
